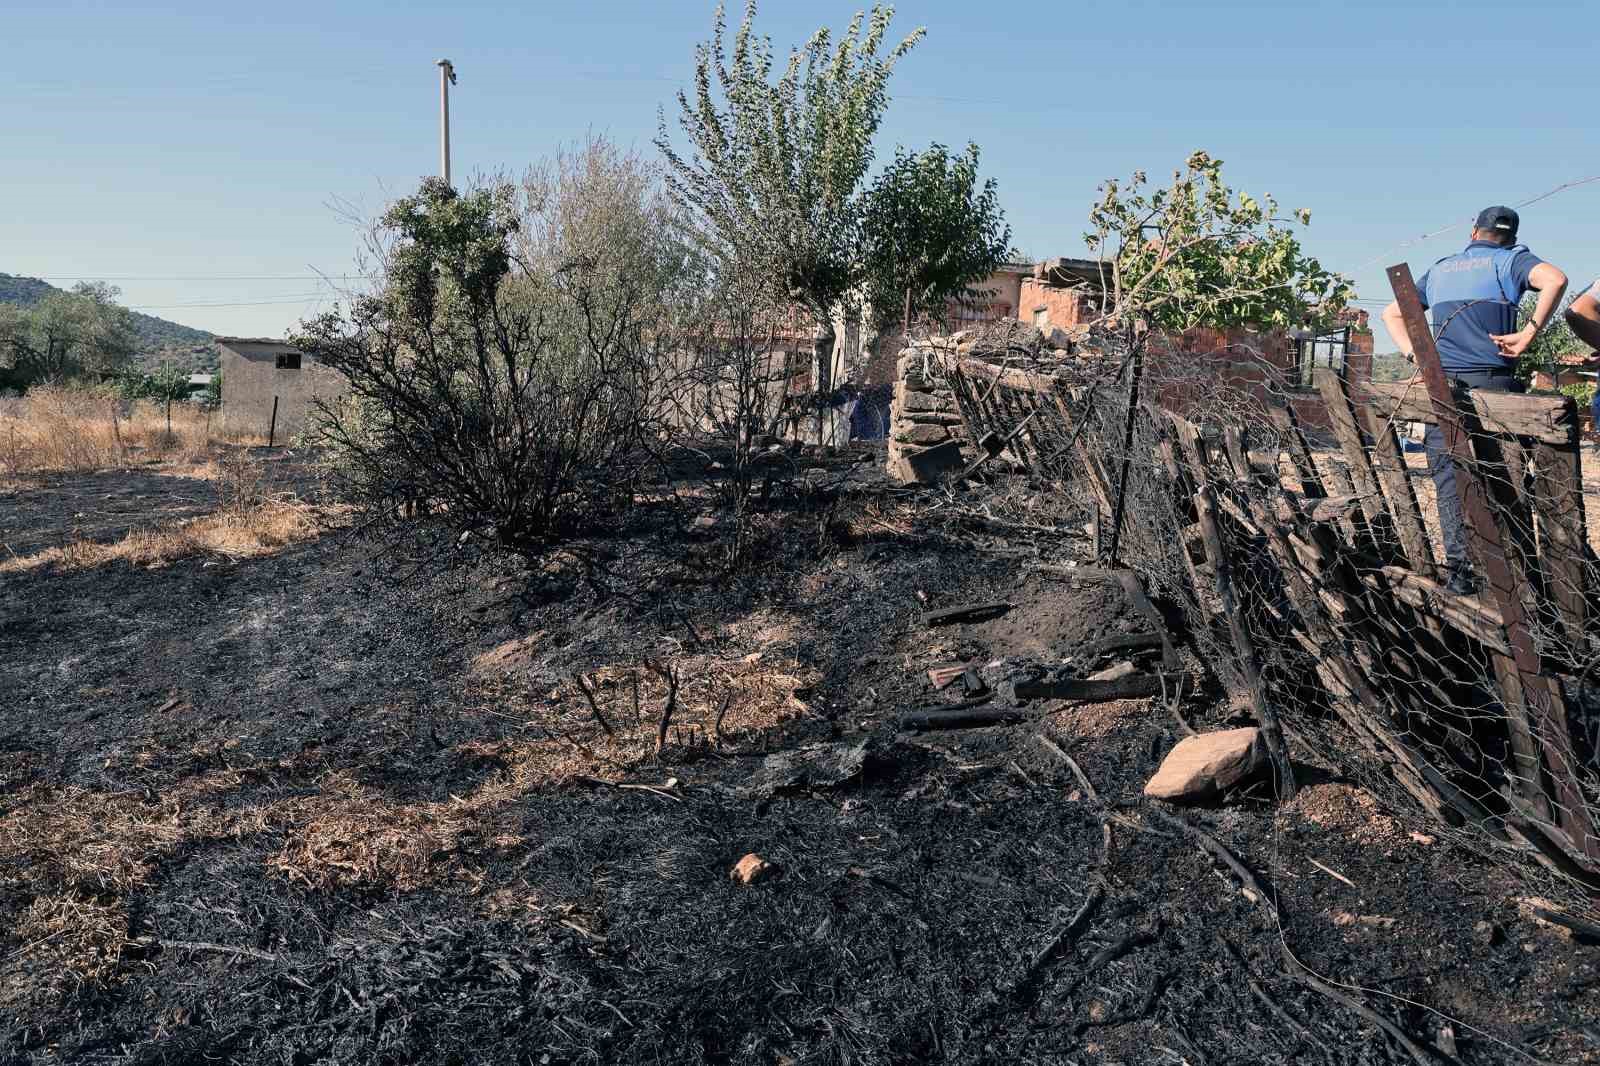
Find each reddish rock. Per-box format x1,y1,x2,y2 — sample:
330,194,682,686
730,853,779,885
1144,727,1265,802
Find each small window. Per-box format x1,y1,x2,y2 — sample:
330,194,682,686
276,352,302,370
1032,307,1049,328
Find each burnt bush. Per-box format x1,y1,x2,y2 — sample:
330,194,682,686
298,142,696,560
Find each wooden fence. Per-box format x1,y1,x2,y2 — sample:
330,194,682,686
940,336,1600,892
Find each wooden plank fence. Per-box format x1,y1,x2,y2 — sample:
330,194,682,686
938,279,1600,887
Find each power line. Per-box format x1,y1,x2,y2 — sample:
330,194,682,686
126,294,333,311
1353,173,1600,272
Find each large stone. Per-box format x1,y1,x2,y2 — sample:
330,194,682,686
887,439,964,484
894,423,951,447
897,351,929,378
1144,727,1265,802
894,383,955,413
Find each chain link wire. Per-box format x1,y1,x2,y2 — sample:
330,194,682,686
933,321,1600,920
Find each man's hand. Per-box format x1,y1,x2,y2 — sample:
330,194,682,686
1490,323,1538,357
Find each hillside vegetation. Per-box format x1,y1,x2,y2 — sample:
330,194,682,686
0,273,214,373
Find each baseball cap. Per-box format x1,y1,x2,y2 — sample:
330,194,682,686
1475,205,1519,236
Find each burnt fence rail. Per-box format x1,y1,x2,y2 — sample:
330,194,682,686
939,322,1600,912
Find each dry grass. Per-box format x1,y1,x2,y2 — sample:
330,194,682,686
0,385,225,475
0,498,318,574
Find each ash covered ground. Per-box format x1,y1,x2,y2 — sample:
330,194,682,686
2,448,1598,1065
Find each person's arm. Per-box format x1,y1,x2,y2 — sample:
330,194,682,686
1380,300,1415,360
1492,261,1569,356
1564,286,1600,352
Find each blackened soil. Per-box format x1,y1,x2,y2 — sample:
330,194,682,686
2,460,1598,1065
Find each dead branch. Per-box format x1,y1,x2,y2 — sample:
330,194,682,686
572,672,617,738
1033,733,1113,860
644,658,681,754
1010,885,1105,1006
713,687,734,748
1159,671,1197,737
1147,808,1276,915
1217,936,1330,1057
1289,967,1442,1066
155,938,279,963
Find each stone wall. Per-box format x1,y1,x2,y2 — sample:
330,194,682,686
885,341,968,483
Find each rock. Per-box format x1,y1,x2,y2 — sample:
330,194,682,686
894,384,955,413
894,423,951,447
1087,660,1137,682
1143,727,1265,802
1473,919,1502,946
948,329,974,345
690,514,718,531
730,853,779,885
897,352,928,378
886,439,964,484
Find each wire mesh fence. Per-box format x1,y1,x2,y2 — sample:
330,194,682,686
929,318,1600,921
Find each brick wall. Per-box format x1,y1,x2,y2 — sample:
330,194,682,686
1018,278,1093,330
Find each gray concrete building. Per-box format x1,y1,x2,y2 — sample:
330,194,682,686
216,337,345,441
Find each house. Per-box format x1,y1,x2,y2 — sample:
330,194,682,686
215,337,345,441
930,256,1375,433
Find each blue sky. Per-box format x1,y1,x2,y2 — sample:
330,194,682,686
6,0,1597,344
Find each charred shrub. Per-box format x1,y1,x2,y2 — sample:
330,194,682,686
299,144,693,560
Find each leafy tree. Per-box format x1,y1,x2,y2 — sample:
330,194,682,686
1514,290,1583,386
201,370,223,410
145,362,191,437
859,142,1011,331
1085,150,1352,332
0,282,137,388
657,0,923,330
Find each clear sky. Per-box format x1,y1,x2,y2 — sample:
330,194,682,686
6,0,1597,343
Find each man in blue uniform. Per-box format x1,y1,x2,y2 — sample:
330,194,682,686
1564,280,1600,454
1380,206,1569,594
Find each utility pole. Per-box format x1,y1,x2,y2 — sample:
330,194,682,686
435,58,456,186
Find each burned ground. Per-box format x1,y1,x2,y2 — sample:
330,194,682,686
3,452,1600,1065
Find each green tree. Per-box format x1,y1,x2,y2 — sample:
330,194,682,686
145,362,191,438
0,282,137,388
1514,290,1583,386
1086,150,1352,332
859,142,1011,331
657,0,923,330
201,370,223,410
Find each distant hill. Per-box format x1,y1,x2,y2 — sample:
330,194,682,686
0,272,217,370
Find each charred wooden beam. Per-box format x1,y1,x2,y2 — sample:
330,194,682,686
1012,671,1188,702
922,601,1012,627
900,705,1027,731
1357,379,1577,445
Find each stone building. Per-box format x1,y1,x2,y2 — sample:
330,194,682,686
216,337,346,441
